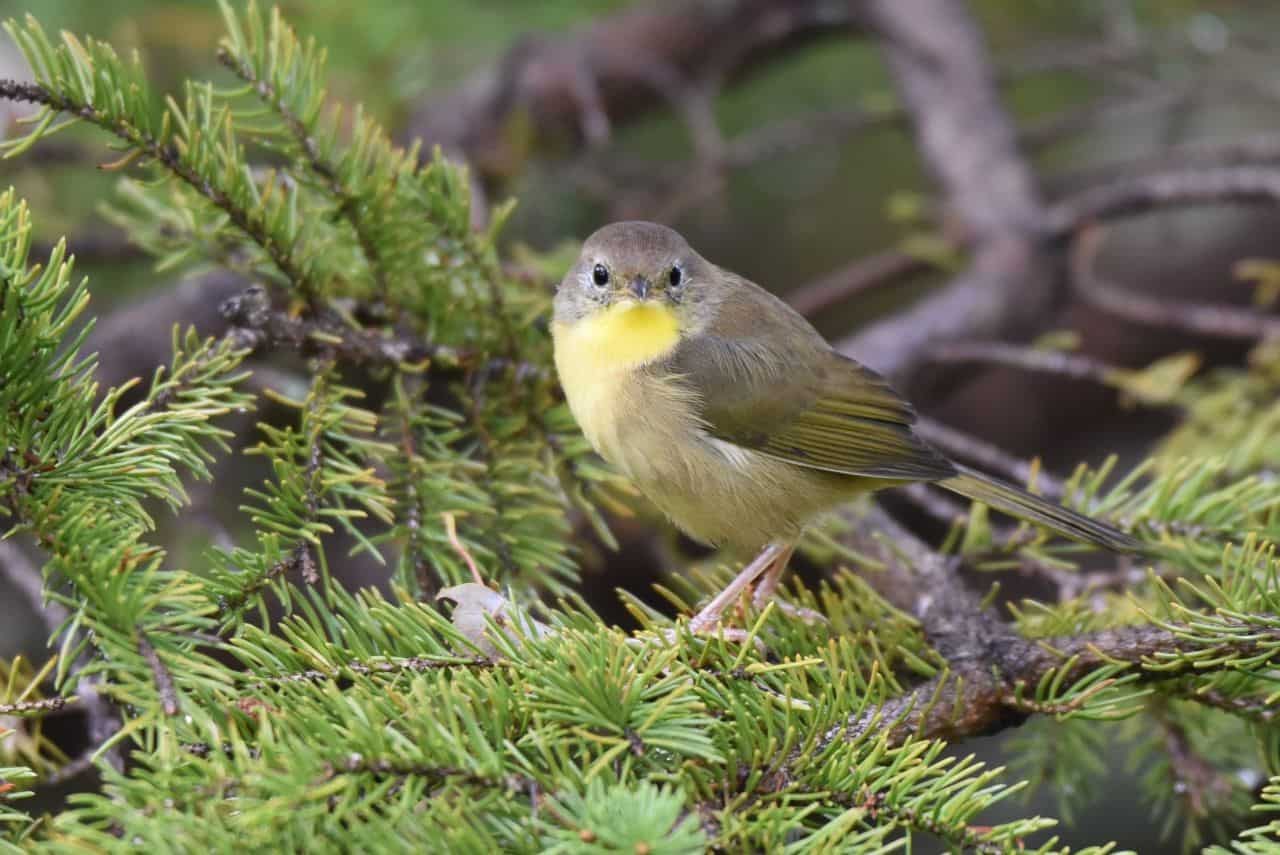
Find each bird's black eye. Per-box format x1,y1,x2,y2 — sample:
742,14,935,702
668,266,682,288
591,264,610,287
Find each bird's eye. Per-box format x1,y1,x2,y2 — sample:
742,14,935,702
591,264,610,287
668,266,682,288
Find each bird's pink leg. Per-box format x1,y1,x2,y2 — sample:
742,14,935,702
749,543,795,610
687,542,786,634
751,543,826,624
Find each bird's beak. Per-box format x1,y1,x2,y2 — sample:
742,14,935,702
628,276,651,300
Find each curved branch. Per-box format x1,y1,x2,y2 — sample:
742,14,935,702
1070,230,1280,339
1047,165,1280,238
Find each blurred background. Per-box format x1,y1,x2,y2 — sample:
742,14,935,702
3,0,1280,848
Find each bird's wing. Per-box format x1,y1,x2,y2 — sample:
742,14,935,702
661,282,954,481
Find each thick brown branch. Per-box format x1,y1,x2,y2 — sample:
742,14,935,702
841,0,1051,381
219,284,548,380
827,505,1280,747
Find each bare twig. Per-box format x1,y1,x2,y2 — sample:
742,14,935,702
137,633,179,717
0,540,62,629
789,249,936,318
41,750,101,787
1174,686,1278,725
722,105,903,168
0,696,68,716
895,482,974,529
32,227,147,266
87,271,246,389
1000,38,1151,89
591,104,908,221
926,340,1119,386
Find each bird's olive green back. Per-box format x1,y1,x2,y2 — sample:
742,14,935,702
657,271,956,481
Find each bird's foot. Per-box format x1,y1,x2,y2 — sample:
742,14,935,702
761,596,828,625
746,544,826,624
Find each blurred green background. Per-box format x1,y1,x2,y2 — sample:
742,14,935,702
2,0,1277,848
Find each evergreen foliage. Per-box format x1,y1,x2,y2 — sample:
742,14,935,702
0,4,1277,851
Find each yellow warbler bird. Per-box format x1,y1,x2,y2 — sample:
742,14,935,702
551,221,1142,633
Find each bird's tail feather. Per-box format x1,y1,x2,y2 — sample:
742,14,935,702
939,464,1145,554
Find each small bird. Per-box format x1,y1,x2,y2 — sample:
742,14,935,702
551,221,1143,633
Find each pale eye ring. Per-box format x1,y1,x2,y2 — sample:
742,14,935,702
668,265,682,288
591,264,610,288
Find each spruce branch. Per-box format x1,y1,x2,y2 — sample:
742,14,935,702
214,1,388,299
1208,776,1280,854
3,2,1279,849
826,787,1028,855
0,76,315,300
825,506,1280,747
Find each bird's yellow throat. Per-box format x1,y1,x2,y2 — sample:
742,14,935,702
553,300,681,372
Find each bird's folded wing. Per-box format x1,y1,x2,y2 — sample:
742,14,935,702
663,335,955,481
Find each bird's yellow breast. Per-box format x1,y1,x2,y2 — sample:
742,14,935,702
552,300,860,553
554,301,681,371
552,301,683,454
